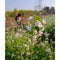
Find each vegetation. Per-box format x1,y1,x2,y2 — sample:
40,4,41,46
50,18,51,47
5,14,55,60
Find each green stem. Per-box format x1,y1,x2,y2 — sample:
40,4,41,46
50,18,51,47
30,36,33,60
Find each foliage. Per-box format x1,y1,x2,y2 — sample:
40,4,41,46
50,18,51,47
5,15,55,60
5,10,36,18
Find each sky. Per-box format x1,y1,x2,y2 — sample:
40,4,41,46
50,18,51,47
5,0,55,11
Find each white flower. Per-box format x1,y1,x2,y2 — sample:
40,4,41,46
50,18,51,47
40,27,45,31
27,16,34,21
34,30,37,34
26,45,29,50
22,30,26,33
39,31,43,36
44,32,49,37
26,25,31,31
46,38,48,40
19,34,23,37
46,48,51,53
44,41,48,44
32,42,35,46
23,44,29,50
28,38,31,43
15,32,23,38
23,44,28,47
42,19,46,24
33,35,37,41
40,43,45,47
26,51,30,55
15,32,20,37
35,21,43,28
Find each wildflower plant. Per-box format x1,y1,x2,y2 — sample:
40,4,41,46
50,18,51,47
5,15,55,60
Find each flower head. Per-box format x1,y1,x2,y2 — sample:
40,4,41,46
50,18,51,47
42,19,46,24
15,32,20,37
44,32,50,37
26,51,30,55
27,16,34,21
40,42,45,47
35,21,43,28
34,30,37,34
39,31,43,36
46,48,51,53
33,35,37,41
40,27,45,31
26,25,31,31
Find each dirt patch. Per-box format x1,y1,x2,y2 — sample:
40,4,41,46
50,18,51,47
5,17,18,31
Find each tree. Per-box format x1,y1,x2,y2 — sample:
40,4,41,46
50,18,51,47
43,7,49,12
43,6,50,14
50,7,55,14
35,0,43,11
